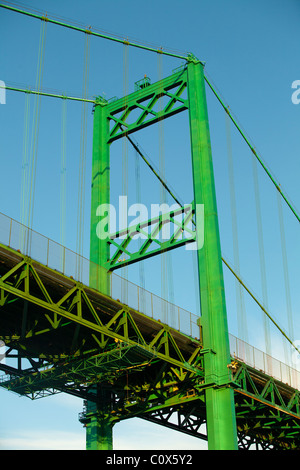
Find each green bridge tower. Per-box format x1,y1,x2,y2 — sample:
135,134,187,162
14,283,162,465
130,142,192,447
87,56,238,450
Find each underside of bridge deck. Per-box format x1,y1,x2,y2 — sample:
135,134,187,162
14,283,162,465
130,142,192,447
0,243,299,449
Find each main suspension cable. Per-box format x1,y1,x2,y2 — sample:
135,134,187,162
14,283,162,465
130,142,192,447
0,2,189,60
204,73,300,225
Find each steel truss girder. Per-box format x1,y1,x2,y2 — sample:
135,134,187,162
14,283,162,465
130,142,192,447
78,361,300,449
233,363,300,418
139,362,300,450
1,245,300,448
106,203,196,271
0,244,203,388
237,432,279,450
0,247,300,448
79,361,206,428
0,344,149,395
232,363,300,449
106,67,188,143
142,404,207,440
1,249,299,450
142,410,289,450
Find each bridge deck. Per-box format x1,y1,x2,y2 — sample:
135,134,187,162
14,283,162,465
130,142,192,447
0,220,299,449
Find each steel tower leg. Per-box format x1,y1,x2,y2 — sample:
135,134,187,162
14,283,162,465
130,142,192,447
86,98,113,450
187,59,238,450
85,387,114,450
86,415,113,450
89,98,110,296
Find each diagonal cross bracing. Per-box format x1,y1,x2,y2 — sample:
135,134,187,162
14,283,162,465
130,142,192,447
107,69,188,142
106,203,196,271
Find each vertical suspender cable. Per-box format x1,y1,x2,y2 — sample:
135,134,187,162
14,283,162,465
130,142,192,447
121,42,129,304
158,51,167,321
60,97,67,270
158,51,175,322
25,18,47,254
252,155,271,357
277,189,294,365
225,111,248,343
135,147,144,285
20,91,31,251
135,146,146,312
76,31,90,280
122,42,129,201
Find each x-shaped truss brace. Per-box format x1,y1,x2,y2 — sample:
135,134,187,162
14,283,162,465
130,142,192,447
107,67,188,143
105,203,200,271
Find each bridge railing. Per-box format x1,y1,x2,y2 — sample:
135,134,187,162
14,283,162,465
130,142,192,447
1,211,299,391
0,212,199,339
229,334,300,390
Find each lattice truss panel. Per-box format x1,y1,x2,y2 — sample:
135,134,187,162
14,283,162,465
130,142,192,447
1,243,300,449
107,68,188,143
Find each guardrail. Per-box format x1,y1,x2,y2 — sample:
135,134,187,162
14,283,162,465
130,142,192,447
0,211,299,390
0,212,199,339
229,334,300,390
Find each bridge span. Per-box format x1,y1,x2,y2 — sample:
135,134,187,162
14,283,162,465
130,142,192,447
0,212,299,450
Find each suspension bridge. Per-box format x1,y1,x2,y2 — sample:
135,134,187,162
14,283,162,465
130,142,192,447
0,3,300,450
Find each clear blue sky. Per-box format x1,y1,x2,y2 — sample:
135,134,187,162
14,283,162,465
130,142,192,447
0,0,299,450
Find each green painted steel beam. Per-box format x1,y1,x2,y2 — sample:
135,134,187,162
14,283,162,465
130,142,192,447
85,413,113,450
1,255,299,449
107,69,188,142
0,250,202,374
187,60,238,450
84,387,114,450
106,203,197,271
89,98,111,295
233,363,300,419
